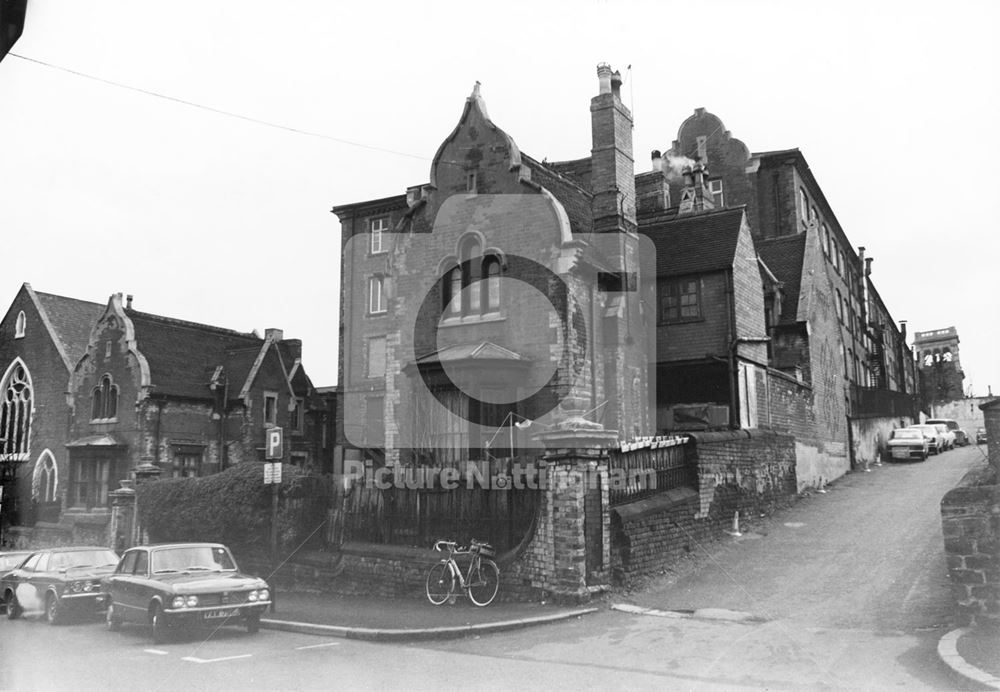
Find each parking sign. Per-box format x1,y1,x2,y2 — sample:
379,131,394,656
266,427,283,460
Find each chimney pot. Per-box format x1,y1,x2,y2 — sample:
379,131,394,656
610,70,623,98
126,294,133,310
651,150,663,172
596,63,612,94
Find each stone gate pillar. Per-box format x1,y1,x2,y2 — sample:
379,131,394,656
532,420,617,602
108,481,136,552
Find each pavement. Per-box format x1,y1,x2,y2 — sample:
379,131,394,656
938,627,1000,689
260,590,599,641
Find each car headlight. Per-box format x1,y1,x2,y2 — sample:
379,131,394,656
71,581,82,593
186,595,198,607
258,588,269,602
171,596,186,609
247,590,258,602
83,581,94,592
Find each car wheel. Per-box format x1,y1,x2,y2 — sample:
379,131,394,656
150,604,169,644
106,602,122,631
245,612,260,634
4,590,21,620
45,593,62,625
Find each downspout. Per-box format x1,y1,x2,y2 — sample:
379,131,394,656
154,398,163,466
724,269,738,429
219,372,228,470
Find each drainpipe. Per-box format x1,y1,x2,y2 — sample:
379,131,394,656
724,269,738,428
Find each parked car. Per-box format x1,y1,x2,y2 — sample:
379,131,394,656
976,428,988,445
2,546,119,623
887,428,930,461
932,424,956,450
907,424,946,454
0,551,32,614
926,419,968,446
103,543,270,643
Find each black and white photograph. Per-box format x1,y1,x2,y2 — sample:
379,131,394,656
1,1,998,689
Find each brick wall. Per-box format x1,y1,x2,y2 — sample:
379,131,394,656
940,465,999,628
611,429,797,580
0,288,75,523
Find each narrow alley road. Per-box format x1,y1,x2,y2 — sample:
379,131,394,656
627,445,987,633
427,445,994,690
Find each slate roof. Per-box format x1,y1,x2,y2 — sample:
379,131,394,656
755,234,807,324
125,309,262,400
641,207,746,277
33,291,105,367
545,157,592,191
522,154,593,234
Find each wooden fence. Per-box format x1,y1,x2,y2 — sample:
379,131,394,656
340,457,540,553
609,437,696,505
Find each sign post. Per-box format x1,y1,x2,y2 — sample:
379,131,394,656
264,427,284,588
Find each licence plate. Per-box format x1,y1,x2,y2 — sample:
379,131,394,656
891,449,909,458
203,609,237,620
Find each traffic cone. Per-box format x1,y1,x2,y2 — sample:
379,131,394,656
725,510,742,537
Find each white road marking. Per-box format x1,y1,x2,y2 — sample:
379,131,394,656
144,649,170,655
294,642,341,650
181,654,253,664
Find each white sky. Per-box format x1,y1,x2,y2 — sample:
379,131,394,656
1,0,997,393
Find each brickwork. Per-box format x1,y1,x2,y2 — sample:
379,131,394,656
0,287,79,524
940,465,999,629
611,430,797,580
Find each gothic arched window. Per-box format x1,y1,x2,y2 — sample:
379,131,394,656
0,362,32,457
33,450,57,503
91,374,119,420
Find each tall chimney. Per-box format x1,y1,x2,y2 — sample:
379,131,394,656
651,149,663,172
590,62,636,233
126,294,133,310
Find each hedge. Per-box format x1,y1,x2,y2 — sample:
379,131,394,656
136,462,331,558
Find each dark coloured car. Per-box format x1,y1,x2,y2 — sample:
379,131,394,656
2,546,119,623
977,428,988,444
0,551,31,614
103,543,270,643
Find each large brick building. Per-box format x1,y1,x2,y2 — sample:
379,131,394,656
0,286,324,548
333,67,652,469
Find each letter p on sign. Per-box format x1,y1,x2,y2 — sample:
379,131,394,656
266,427,283,460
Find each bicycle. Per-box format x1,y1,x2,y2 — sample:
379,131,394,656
425,539,500,607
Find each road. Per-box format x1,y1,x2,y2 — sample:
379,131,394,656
0,445,991,691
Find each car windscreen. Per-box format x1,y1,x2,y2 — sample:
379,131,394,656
151,546,237,574
0,554,30,570
892,430,922,440
49,550,119,571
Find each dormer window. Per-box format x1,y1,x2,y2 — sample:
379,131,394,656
91,374,118,421
14,311,26,338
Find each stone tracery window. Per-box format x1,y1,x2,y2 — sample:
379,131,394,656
0,362,32,457
91,374,119,421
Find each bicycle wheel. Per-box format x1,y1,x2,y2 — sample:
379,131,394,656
467,558,499,606
425,561,454,605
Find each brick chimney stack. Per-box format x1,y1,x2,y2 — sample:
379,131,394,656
590,63,636,233
678,162,714,215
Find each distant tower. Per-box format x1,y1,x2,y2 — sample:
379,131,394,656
913,326,965,408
